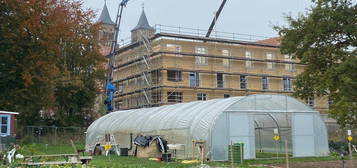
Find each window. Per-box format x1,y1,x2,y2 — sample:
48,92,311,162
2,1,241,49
195,47,208,65
167,70,182,82
224,94,230,98
189,72,200,87
166,44,182,57
197,93,207,101
284,55,295,71
118,82,123,94
151,70,161,85
283,77,292,91
222,49,230,67
245,51,253,68
134,78,138,85
266,53,274,70
240,75,247,89
307,97,315,107
125,80,129,88
167,92,183,103
166,44,182,52
217,73,224,88
262,77,269,90
0,115,10,136
151,91,162,103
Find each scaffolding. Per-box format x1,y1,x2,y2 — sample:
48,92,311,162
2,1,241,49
113,25,301,110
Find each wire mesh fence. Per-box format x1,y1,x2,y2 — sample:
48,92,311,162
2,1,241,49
19,126,86,145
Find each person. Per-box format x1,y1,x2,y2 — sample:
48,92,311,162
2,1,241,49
93,144,102,155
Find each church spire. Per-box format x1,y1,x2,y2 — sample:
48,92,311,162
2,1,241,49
98,0,115,25
131,9,155,32
131,8,155,43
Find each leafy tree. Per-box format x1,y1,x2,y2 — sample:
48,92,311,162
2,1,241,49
276,0,357,128
0,0,105,126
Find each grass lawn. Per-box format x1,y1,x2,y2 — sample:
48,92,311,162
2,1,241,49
4,143,353,168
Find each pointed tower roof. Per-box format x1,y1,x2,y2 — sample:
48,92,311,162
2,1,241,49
98,2,115,25
131,10,155,32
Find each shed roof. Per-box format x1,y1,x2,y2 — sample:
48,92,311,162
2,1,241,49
0,111,19,115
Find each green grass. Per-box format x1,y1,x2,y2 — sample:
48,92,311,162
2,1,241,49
90,156,199,168
256,152,290,158
7,143,356,168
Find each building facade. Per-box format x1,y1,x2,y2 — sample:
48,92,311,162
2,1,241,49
107,10,328,113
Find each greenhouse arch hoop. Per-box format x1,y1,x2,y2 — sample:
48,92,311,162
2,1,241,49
86,94,329,160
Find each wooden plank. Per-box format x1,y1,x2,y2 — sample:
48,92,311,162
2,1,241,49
23,161,82,166
79,156,93,160
26,154,77,158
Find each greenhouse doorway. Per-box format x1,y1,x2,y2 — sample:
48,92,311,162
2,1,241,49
254,113,292,159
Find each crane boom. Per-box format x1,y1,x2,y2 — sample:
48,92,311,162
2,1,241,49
205,0,227,38
105,0,130,113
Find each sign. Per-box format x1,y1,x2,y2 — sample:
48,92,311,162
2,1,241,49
348,130,352,136
273,135,280,141
105,143,112,151
273,128,279,135
348,136,353,142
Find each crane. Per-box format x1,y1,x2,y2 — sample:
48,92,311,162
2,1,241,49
206,0,228,38
105,0,130,113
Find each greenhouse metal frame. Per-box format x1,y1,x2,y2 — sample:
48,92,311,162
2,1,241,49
86,94,329,160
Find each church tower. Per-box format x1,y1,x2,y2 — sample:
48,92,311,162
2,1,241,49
97,1,115,48
131,9,155,43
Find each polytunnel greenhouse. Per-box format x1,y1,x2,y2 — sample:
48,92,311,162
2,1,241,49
86,94,329,160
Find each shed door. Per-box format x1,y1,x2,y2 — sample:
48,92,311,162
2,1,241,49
292,113,315,157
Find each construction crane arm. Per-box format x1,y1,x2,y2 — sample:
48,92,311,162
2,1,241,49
105,0,130,113
205,0,227,38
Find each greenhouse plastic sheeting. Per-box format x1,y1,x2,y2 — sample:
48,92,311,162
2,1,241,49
86,94,329,160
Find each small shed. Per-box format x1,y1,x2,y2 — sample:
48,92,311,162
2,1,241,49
0,111,19,137
86,94,329,160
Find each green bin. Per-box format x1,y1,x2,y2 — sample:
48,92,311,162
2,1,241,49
228,143,244,164
0,136,16,150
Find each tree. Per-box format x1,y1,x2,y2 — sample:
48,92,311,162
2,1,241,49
276,0,357,128
0,0,105,126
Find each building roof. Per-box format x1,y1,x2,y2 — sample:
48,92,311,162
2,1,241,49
98,2,115,25
131,10,155,32
256,37,281,46
0,111,19,115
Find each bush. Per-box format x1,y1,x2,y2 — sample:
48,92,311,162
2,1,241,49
329,140,348,154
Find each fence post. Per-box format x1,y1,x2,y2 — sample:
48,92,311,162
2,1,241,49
285,139,289,168
54,127,57,145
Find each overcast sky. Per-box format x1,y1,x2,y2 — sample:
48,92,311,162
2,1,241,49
83,0,313,40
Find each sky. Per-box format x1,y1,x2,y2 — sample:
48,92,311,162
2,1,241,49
82,0,313,41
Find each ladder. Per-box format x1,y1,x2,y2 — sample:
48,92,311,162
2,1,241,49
138,31,154,107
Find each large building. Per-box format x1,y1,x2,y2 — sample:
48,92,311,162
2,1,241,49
98,8,329,113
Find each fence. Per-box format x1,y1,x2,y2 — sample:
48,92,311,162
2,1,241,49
116,24,273,50
19,126,86,145
154,24,271,42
